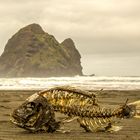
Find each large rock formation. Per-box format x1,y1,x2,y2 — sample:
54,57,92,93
0,24,83,77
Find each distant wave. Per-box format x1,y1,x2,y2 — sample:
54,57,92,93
0,76,140,90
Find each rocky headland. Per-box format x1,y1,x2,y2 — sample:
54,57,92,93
0,24,83,77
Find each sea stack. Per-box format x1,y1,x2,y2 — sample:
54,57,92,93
0,23,83,77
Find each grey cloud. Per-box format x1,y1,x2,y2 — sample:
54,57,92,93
0,0,140,55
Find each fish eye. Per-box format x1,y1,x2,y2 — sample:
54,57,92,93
26,102,35,111
30,102,36,107
27,102,35,108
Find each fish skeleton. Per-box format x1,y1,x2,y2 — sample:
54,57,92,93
11,86,140,133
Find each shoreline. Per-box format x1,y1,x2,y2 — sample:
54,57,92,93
0,90,140,140
0,89,140,92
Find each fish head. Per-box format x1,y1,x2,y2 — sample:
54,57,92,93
11,93,55,132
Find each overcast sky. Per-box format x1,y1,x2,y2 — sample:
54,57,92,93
0,0,140,76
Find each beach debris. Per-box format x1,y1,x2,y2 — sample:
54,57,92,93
11,93,60,132
11,86,140,133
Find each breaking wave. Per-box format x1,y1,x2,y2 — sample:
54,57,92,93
0,76,140,90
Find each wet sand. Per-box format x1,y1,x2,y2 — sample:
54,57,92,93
0,90,140,140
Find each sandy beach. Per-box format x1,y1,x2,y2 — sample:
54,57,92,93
0,90,140,140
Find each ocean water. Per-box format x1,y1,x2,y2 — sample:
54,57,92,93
0,76,140,90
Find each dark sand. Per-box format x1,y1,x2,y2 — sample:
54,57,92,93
0,90,140,140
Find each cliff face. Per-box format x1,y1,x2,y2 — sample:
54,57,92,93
0,24,83,77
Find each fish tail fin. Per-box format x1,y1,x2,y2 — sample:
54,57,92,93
128,100,140,119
